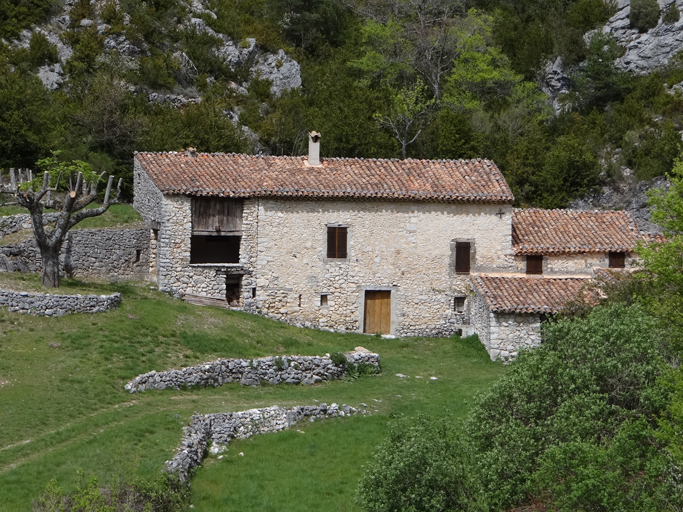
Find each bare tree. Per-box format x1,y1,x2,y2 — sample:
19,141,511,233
3,156,122,288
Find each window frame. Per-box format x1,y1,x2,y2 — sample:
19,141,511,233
608,251,626,269
326,225,348,259
455,241,472,274
453,296,466,313
526,254,544,275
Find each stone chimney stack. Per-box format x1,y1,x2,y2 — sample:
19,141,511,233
308,131,321,166
186,147,197,158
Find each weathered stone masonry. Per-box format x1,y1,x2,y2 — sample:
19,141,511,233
0,289,121,316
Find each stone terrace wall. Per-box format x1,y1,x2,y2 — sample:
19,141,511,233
0,289,121,316
125,348,380,393
0,213,60,237
0,227,150,280
168,403,368,482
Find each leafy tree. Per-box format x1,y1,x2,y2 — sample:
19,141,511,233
0,0,57,39
374,79,435,158
630,0,661,32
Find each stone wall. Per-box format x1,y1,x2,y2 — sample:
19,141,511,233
0,213,60,237
0,227,150,280
0,289,121,316
512,252,637,276
124,348,380,393
471,287,542,361
168,403,368,482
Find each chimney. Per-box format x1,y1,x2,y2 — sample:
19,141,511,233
308,131,321,166
186,147,197,158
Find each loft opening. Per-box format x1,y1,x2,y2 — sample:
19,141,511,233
608,251,626,269
190,197,243,264
526,255,543,275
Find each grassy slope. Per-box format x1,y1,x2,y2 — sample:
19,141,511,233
0,278,504,511
0,203,142,229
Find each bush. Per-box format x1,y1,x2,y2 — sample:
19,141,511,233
329,352,347,368
630,0,661,32
664,3,681,23
464,304,669,510
28,32,58,68
356,415,473,512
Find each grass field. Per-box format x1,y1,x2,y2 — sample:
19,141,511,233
0,203,142,228
0,276,505,511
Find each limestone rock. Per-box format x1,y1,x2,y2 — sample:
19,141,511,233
37,63,64,90
540,57,571,114
251,49,302,97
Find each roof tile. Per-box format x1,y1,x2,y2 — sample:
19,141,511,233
134,152,514,203
512,208,640,255
472,274,588,314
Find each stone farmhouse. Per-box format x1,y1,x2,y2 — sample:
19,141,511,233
133,135,644,360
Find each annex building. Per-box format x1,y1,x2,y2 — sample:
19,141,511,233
133,135,644,360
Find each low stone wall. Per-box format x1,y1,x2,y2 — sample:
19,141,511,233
0,213,60,237
0,227,150,280
124,347,380,393
167,403,368,482
0,289,121,316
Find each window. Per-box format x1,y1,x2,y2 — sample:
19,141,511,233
251,287,257,298
327,227,348,258
526,255,543,275
454,296,466,313
320,294,328,306
609,251,626,269
190,235,241,264
455,242,471,274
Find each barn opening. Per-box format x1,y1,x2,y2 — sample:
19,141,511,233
226,275,242,305
190,197,243,264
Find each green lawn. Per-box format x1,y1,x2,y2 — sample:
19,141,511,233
0,279,504,511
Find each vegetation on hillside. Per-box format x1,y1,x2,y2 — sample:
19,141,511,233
0,0,682,207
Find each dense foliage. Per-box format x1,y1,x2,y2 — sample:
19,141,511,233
1,0,682,205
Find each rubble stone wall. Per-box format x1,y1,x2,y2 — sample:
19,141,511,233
0,227,150,280
512,252,637,276
0,289,121,316
168,403,368,482
125,348,380,393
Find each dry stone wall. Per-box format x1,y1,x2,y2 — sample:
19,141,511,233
0,289,121,316
168,403,369,482
0,213,60,237
0,227,150,280
125,348,380,393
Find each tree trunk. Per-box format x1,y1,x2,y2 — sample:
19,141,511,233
40,246,61,288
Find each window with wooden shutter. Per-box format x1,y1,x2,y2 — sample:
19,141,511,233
526,255,543,275
455,242,471,274
609,251,626,268
327,227,348,258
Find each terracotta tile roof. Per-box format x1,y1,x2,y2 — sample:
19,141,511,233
512,208,640,255
472,274,589,314
134,152,513,203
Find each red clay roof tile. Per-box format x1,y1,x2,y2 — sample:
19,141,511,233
512,208,640,255
134,152,514,203
472,274,589,314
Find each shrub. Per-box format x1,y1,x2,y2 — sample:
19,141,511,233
664,3,681,23
28,32,58,68
329,352,347,368
356,415,473,512
630,0,661,32
274,356,285,371
464,304,668,510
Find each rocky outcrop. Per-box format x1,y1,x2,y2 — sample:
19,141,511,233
167,403,369,482
602,0,683,74
540,57,572,113
124,348,381,393
569,173,670,233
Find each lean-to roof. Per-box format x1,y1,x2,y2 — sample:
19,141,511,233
472,274,589,314
512,208,640,255
134,152,514,203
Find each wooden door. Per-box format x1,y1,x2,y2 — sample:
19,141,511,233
364,291,391,334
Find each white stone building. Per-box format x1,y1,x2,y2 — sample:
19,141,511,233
133,137,645,359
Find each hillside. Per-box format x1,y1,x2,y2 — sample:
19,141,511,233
2,0,683,209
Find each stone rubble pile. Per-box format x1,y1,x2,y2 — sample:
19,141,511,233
0,289,121,316
125,347,380,393
167,403,368,481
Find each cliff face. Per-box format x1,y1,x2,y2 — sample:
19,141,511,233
604,0,683,74
8,0,302,100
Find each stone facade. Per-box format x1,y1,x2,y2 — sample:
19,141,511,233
124,348,380,392
0,227,150,280
168,403,369,482
512,252,636,276
0,288,121,316
133,156,515,338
